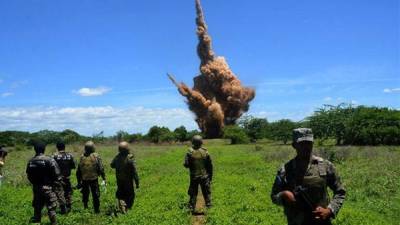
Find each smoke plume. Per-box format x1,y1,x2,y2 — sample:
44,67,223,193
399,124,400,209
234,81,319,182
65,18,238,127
168,0,255,138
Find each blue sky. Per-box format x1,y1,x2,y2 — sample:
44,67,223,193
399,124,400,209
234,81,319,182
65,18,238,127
0,0,399,135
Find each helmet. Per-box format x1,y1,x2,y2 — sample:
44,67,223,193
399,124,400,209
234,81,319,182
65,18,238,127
192,135,203,146
84,141,95,153
118,141,130,153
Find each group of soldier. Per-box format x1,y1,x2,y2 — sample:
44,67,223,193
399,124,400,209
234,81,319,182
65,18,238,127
2,128,346,225
24,140,139,224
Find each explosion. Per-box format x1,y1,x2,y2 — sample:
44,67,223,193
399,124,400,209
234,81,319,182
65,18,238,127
168,0,255,138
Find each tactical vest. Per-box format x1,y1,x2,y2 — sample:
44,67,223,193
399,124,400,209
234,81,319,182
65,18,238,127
54,152,73,177
27,155,55,185
286,158,329,211
79,153,98,181
189,147,208,178
115,154,134,181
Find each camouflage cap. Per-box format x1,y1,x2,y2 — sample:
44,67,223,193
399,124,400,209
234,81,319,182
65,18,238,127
292,128,314,143
118,141,130,151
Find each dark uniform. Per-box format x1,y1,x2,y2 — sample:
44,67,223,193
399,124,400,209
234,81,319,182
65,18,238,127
271,128,346,225
53,142,76,213
26,142,60,225
110,142,139,213
76,141,106,213
0,146,8,186
184,135,213,210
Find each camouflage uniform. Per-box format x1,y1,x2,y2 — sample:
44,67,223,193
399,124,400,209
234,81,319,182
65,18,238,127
26,152,60,224
53,148,76,213
110,142,139,213
184,136,213,209
271,128,346,225
76,141,105,213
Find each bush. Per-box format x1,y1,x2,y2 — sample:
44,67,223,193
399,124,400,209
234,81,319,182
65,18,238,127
223,125,250,144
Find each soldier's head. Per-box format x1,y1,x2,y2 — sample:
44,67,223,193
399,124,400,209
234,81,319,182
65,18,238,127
33,140,46,155
292,128,314,158
0,145,7,159
56,141,66,151
192,135,203,149
118,141,130,154
84,141,95,153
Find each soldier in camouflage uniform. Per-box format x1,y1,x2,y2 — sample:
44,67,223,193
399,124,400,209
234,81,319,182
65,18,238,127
53,141,76,214
271,128,346,225
110,142,139,214
0,145,8,186
184,135,213,210
76,141,106,213
26,141,60,225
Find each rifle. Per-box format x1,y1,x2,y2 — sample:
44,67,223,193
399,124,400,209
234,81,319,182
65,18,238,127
294,186,330,223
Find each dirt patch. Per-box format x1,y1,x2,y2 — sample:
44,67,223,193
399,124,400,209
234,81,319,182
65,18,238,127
191,189,206,225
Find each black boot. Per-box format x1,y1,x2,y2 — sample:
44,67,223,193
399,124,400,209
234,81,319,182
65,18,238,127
49,215,57,225
60,205,67,215
30,208,41,223
66,204,72,213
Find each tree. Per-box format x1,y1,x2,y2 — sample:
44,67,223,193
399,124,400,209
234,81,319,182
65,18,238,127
223,125,250,144
146,126,174,143
115,130,130,142
239,116,268,141
174,126,188,142
268,119,297,144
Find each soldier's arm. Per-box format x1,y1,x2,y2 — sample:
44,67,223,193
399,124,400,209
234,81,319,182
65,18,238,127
76,163,82,184
50,158,62,183
271,165,287,206
26,162,34,184
326,162,346,218
205,154,213,181
96,155,106,180
183,152,191,168
130,160,139,188
110,157,116,169
70,155,76,170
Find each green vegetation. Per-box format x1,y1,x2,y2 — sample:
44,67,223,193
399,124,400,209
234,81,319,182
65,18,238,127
0,142,399,224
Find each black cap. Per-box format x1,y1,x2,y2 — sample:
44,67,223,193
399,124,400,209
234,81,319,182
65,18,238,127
56,141,65,150
33,140,46,154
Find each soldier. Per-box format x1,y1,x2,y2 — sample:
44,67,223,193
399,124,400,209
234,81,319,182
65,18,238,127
26,141,60,225
76,141,106,213
271,128,346,225
184,135,213,211
0,145,8,186
53,141,76,214
110,141,139,214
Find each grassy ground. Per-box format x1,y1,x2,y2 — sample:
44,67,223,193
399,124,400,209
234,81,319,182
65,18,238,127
0,141,399,224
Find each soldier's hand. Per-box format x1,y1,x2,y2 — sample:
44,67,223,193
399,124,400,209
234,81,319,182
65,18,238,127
281,190,296,205
313,206,332,220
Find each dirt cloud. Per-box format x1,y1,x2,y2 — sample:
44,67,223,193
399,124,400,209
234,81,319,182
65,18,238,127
169,0,255,138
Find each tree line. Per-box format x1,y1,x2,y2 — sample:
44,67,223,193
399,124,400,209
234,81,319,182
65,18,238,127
0,104,399,147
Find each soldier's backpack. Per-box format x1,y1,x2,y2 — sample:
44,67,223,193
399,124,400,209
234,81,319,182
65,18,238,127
80,153,99,181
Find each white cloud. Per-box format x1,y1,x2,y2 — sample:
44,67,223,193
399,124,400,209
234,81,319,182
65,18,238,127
383,88,400,93
323,97,332,102
351,100,358,105
1,92,13,98
74,87,111,97
0,106,197,135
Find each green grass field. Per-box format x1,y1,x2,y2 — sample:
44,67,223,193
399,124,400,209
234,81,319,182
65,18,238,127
1,141,399,224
